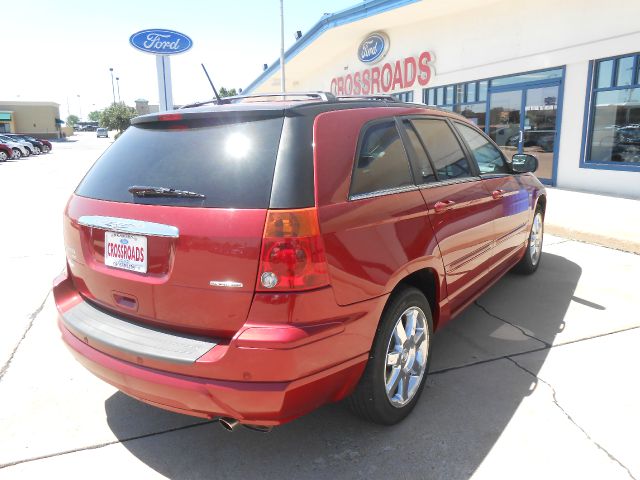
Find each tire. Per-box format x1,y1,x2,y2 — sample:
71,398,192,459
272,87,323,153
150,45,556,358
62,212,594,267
12,148,21,159
513,207,544,275
0,150,7,161
348,286,433,425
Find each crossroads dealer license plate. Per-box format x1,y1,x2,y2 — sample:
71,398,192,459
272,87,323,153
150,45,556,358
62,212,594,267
104,232,148,273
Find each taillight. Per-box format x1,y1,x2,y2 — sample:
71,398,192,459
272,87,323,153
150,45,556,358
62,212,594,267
257,208,330,291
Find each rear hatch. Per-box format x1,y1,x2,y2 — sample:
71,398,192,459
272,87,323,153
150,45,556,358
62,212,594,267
64,109,285,337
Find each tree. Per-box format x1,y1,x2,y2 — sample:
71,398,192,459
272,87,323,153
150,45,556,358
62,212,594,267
99,102,137,133
66,115,79,127
219,87,238,98
88,110,102,122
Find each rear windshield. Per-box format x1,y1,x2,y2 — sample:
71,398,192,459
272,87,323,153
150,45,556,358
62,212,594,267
75,117,284,208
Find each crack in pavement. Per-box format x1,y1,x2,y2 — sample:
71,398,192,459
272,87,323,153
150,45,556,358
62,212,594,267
0,290,51,382
431,324,640,376
543,238,573,247
0,420,216,469
506,357,637,480
474,301,551,348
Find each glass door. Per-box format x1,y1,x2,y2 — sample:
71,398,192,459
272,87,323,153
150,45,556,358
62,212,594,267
488,90,522,160
488,85,560,184
523,85,559,181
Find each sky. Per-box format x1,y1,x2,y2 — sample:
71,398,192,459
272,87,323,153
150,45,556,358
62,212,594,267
2,0,359,120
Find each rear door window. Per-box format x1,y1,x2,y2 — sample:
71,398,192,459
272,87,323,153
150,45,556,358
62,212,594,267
411,119,474,181
401,120,437,184
455,122,509,174
75,117,284,208
350,121,414,197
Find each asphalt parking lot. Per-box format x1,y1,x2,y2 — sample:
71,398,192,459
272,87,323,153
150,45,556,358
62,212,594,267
0,133,638,479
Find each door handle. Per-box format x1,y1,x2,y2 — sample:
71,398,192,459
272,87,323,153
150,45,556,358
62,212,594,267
491,189,506,200
434,200,456,213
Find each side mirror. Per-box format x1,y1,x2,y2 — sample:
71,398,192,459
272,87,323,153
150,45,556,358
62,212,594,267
511,153,538,173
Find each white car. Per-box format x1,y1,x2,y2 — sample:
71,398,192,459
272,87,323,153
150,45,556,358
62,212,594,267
0,135,29,159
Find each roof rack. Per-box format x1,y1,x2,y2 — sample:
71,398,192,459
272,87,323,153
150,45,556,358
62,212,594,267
181,91,337,109
336,95,398,102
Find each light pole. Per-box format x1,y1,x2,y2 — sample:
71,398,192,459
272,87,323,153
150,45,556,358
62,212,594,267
109,67,116,104
116,77,121,103
280,0,285,92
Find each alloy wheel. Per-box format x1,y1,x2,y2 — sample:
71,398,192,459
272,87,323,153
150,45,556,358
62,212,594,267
384,306,429,407
529,212,543,265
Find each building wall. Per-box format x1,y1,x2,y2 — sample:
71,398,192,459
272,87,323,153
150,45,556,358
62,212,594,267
265,0,640,197
0,102,61,139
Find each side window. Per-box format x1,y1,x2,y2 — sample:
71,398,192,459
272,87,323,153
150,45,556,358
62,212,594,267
455,122,509,174
411,119,473,180
350,121,414,197
402,120,436,184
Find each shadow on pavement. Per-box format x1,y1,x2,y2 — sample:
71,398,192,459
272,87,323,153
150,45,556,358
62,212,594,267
106,252,580,479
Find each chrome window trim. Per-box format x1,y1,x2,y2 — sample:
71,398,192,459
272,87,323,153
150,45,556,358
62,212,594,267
349,184,419,201
78,215,180,238
417,176,481,190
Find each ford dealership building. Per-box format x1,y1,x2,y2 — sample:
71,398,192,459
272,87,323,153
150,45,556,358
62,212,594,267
245,0,640,198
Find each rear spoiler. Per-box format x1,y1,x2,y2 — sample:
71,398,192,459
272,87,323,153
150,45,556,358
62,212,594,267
132,107,285,126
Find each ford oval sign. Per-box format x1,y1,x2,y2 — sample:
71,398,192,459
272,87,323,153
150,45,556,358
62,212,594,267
129,29,193,55
358,32,389,64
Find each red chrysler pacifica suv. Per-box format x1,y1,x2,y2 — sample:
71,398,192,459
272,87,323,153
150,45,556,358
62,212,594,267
54,92,545,431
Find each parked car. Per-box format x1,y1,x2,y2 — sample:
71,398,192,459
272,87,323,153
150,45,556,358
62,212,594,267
14,134,51,153
0,142,12,161
53,93,545,431
0,135,29,159
96,128,108,138
36,137,52,153
5,134,44,154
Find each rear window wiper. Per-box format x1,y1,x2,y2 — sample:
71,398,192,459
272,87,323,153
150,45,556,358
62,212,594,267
128,186,206,198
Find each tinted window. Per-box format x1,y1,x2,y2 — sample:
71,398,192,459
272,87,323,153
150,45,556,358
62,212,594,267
412,119,473,180
351,121,413,196
76,117,284,208
455,123,508,174
402,120,436,183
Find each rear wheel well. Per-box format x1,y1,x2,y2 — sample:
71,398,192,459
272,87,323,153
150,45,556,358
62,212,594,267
393,268,439,328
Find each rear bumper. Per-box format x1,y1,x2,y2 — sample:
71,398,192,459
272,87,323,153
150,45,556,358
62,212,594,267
60,321,367,425
54,269,383,425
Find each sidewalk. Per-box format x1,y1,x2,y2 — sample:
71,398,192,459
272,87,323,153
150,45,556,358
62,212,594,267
544,187,640,254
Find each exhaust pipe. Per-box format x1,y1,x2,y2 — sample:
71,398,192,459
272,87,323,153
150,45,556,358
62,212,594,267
219,417,240,431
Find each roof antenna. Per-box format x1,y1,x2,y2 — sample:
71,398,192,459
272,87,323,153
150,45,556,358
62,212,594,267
201,63,222,103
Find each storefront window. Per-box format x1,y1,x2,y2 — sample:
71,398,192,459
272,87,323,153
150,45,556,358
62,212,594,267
491,68,563,87
585,53,640,167
466,82,476,103
455,103,486,130
596,60,614,88
478,81,488,102
446,85,454,104
392,91,414,102
616,56,634,87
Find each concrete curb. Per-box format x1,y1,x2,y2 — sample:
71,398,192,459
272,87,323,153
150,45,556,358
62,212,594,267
544,188,640,255
545,225,640,255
